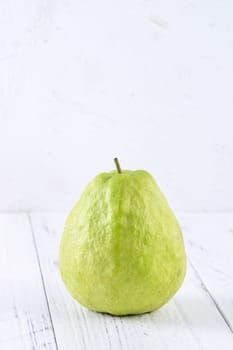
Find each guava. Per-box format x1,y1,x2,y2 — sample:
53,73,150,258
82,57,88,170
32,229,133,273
59,159,186,315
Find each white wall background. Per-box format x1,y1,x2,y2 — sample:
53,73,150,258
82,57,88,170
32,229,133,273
0,0,232,212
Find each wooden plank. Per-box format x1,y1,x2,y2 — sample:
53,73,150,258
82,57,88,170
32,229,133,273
179,212,233,332
31,212,233,350
0,214,57,350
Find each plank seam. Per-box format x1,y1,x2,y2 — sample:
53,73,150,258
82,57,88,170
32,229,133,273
28,212,59,350
188,257,233,334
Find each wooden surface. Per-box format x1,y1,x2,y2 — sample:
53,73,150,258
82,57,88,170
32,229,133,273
0,212,232,349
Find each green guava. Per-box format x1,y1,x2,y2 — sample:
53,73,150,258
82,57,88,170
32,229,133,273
59,159,186,315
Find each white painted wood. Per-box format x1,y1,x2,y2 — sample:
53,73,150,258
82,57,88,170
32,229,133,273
0,214,57,350
30,212,233,350
179,212,233,332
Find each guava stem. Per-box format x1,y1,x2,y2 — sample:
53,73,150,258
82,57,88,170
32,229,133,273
114,158,122,173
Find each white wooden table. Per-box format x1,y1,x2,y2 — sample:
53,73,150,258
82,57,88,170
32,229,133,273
0,212,232,350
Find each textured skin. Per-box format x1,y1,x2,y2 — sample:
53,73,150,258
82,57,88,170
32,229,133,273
59,170,186,315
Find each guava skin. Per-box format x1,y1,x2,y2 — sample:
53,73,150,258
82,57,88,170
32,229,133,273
59,170,186,315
